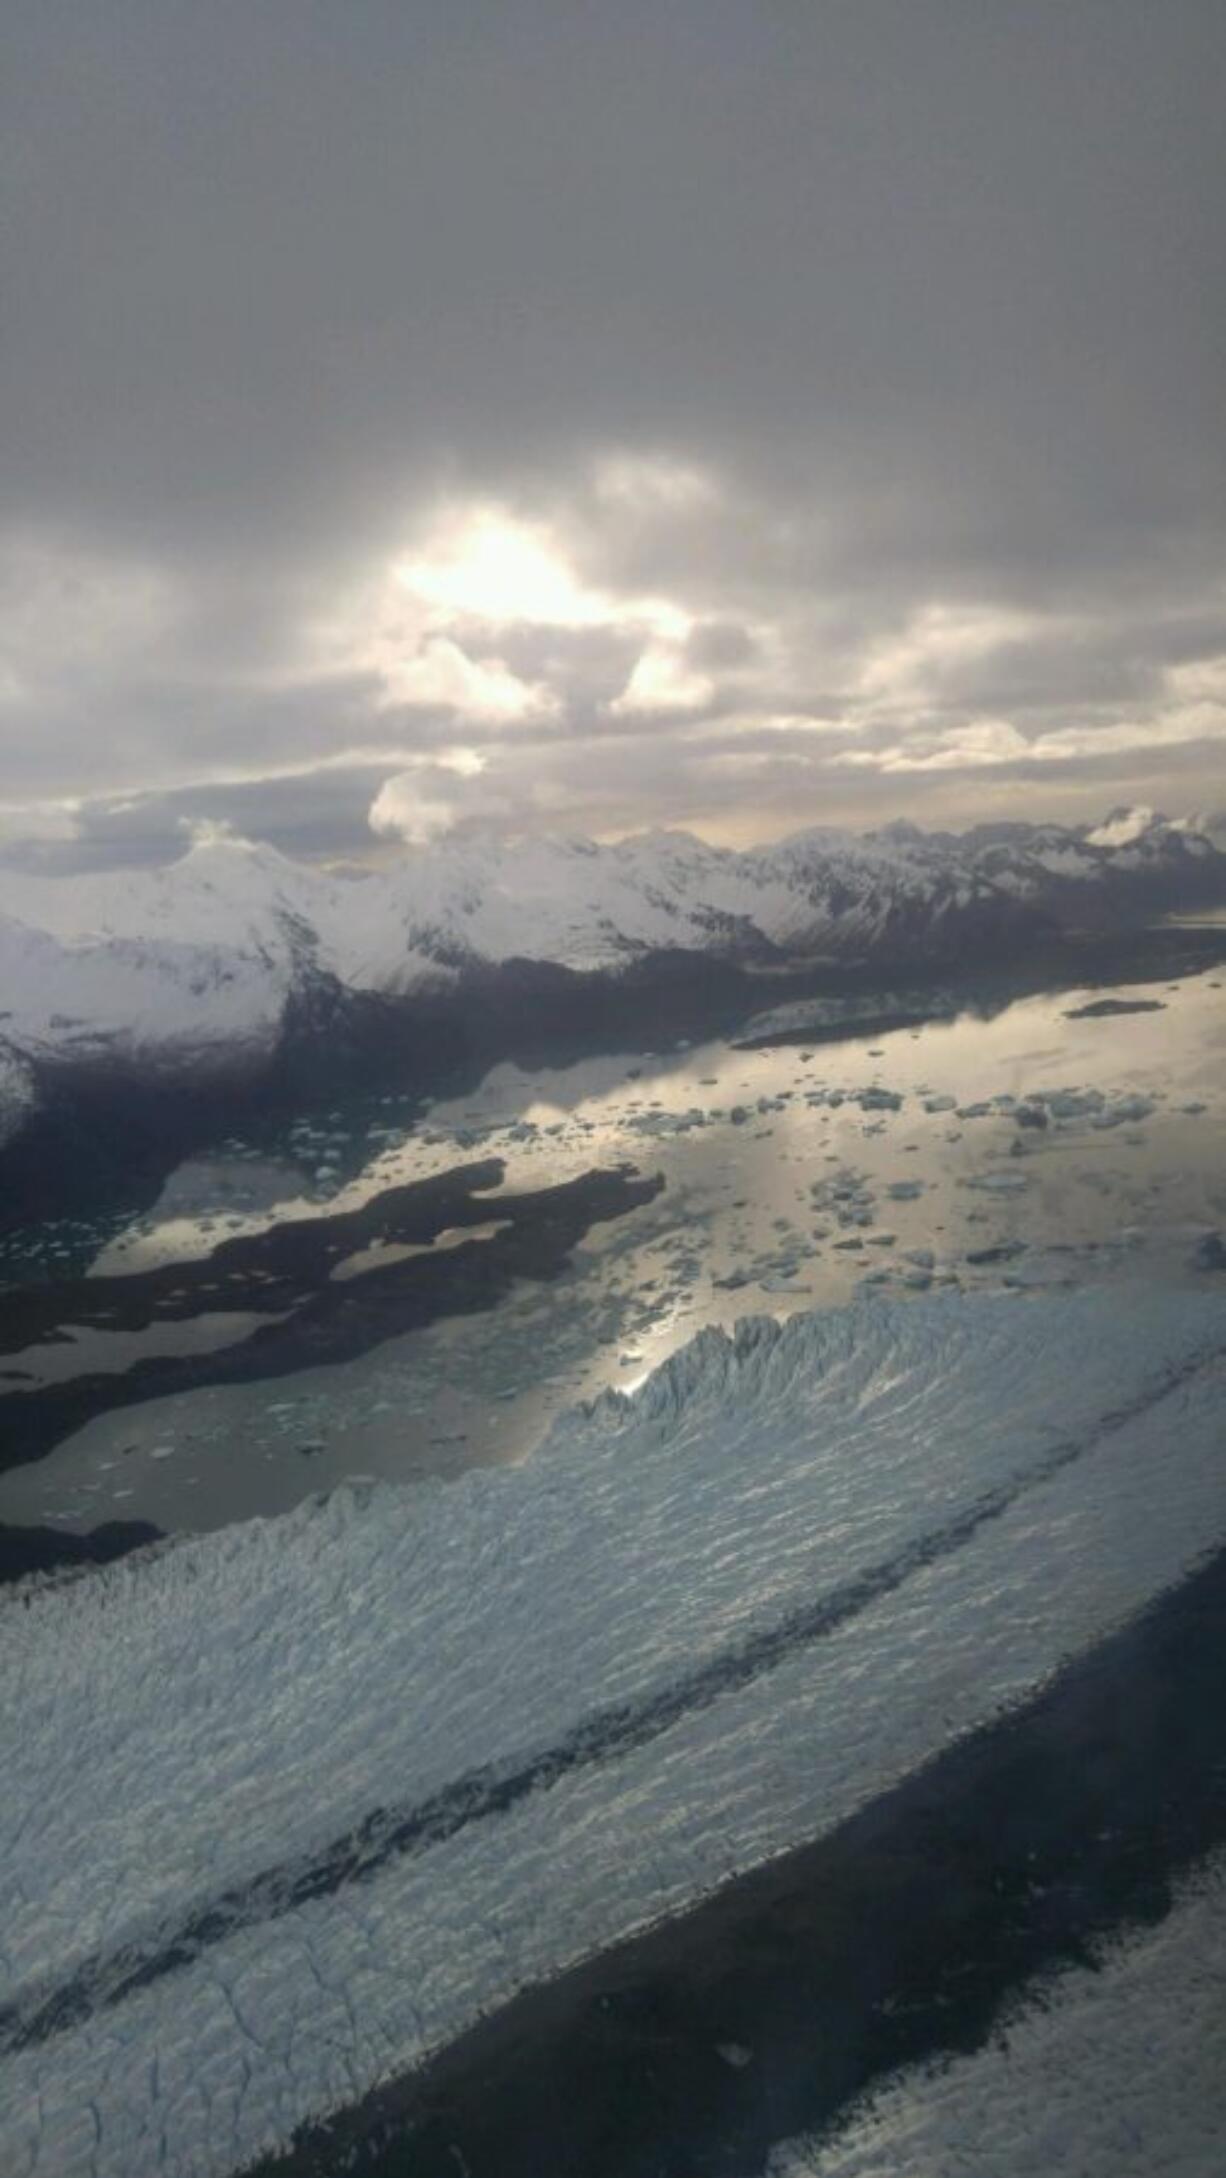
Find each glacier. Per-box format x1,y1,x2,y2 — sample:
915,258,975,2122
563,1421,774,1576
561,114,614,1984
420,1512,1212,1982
2,1286,1226,2175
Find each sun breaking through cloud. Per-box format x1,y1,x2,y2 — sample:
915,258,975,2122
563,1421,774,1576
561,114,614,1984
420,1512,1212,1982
2,3,1224,865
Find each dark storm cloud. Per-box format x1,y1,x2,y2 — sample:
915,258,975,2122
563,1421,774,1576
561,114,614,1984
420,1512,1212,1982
2,0,1225,853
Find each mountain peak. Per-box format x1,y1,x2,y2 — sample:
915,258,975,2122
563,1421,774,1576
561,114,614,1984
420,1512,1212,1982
0,809,1222,1132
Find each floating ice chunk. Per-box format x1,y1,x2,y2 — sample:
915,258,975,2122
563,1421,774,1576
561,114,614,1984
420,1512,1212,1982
717,2042,754,2070
1042,1087,1106,1120
1014,1102,1049,1129
1091,1095,1156,1130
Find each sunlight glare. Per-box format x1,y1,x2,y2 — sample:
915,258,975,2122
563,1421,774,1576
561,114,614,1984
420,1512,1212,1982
397,513,605,629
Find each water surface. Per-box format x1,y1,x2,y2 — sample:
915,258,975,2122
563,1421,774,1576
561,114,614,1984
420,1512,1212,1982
2,956,1222,1542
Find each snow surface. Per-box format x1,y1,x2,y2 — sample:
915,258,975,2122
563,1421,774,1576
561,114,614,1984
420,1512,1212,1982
0,903,287,1074
0,812,1218,1090
770,1853,1226,2178
2,1287,1225,2176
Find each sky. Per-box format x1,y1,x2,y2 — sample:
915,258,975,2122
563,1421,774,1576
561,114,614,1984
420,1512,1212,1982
2,0,1225,869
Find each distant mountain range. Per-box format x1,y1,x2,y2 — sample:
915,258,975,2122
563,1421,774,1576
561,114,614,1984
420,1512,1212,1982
1,806,1223,1168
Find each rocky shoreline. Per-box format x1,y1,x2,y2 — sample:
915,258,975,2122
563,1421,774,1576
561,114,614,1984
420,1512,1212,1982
0,1158,664,1483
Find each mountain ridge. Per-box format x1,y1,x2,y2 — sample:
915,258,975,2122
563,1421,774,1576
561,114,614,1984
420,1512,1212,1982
1,806,1222,1176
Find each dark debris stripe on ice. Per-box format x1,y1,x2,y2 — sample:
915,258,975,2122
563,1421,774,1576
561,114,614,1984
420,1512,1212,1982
2,1339,1216,2058
253,1543,1226,2178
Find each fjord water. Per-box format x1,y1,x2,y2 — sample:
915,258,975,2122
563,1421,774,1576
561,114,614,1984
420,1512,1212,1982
0,951,1223,1544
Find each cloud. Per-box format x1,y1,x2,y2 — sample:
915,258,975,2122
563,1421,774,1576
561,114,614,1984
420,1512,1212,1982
176,814,240,850
375,635,553,723
369,755,518,847
0,797,80,847
1085,806,1163,848
609,642,714,716
395,511,611,631
840,719,1032,774
2,3,1225,854
368,783,463,848
0,537,180,706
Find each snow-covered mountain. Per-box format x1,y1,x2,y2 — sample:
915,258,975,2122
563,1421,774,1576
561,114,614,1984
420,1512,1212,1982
0,808,1221,1123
